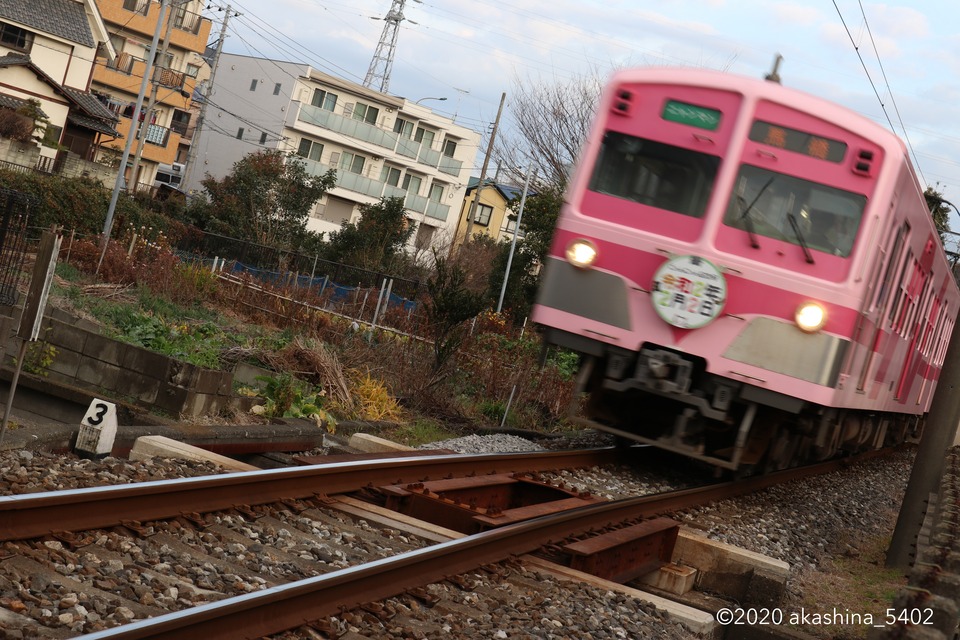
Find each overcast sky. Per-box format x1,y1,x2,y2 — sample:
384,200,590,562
208,0,960,239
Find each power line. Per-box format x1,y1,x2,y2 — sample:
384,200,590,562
832,0,926,186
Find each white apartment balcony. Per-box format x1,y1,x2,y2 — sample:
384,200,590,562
299,157,451,222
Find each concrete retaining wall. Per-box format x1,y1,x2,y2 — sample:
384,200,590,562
6,306,238,418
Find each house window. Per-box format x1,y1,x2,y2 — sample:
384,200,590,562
393,118,414,138
415,224,434,250
429,183,444,202
170,109,190,135
121,0,149,16
311,89,337,111
352,103,380,125
380,166,401,187
297,138,323,162
259,132,267,145
250,79,258,91
273,83,282,96
340,152,365,174
236,127,244,139
186,64,200,78
414,127,435,148
474,203,493,226
0,22,33,53
402,174,422,195
153,51,173,70
442,138,457,157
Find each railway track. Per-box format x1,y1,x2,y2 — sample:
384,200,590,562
0,446,889,639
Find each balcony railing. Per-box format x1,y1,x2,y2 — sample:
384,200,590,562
425,199,450,221
405,193,427,214
396,136,419,160
122,0,150,16
297,156,451,222
298,104,398,151
153,66,185,91
107,51,136,75
438,155,463,177
137,123,171,147
337,170,382,199
417,146,440,168
174,10,203,35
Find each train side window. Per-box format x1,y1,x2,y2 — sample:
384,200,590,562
876,221,909,317
890,254,918,335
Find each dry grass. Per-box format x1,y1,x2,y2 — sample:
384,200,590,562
785,535,907,638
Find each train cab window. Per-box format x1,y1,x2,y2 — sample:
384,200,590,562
723,164,866,257
587,131,720,218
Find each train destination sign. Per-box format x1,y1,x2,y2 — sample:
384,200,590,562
662,100,722,131
749,120,847,162
651,255,727,329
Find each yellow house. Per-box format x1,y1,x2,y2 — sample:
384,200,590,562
452,178,533,249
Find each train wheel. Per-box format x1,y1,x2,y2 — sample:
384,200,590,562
764,426,803,472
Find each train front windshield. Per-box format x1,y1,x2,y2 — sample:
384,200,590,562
588,131,720,218
723,164,866,257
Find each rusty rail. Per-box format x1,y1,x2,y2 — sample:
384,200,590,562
77,452,879,640
0,449,620,541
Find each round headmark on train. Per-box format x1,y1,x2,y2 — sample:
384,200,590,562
651,255,727,329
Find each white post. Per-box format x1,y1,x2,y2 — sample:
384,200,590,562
497,169,535,313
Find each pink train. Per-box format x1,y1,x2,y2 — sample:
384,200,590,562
532,67,960,472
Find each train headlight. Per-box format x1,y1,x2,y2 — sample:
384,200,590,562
566,239,598,268
795,302,827,332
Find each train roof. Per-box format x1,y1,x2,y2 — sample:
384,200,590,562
604,66,906,155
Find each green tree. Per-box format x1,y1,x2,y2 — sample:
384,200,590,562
423,252,487,374
200,150,335,248
326,196,416,272
924,184,952,242
487,186,564,320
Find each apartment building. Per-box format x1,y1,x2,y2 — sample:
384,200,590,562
0,0,121,179
90,0,211,191
186,51,482,254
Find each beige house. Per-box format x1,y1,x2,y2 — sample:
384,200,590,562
0,0,121,179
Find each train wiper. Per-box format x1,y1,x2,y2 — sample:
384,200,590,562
738,177,775,249
787,213,815,264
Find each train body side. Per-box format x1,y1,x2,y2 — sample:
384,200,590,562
532,67,959,469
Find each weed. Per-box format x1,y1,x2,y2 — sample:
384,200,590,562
349,369,403,422
382,419,458,447
19,341,57,376
253,373,337,432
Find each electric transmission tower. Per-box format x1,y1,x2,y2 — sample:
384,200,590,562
363,0,419,93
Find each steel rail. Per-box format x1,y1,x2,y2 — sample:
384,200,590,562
79,453,874,640
0,449,619,541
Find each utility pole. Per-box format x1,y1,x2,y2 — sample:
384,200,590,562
463,91,505,244
887,318,960,568
98,0,169,272
181,4,234,193
129,1,183,193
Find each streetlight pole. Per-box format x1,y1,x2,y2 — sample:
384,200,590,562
497,168,535,313
414,97,447,105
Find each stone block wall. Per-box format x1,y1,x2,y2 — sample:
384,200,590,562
16,309,237,418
